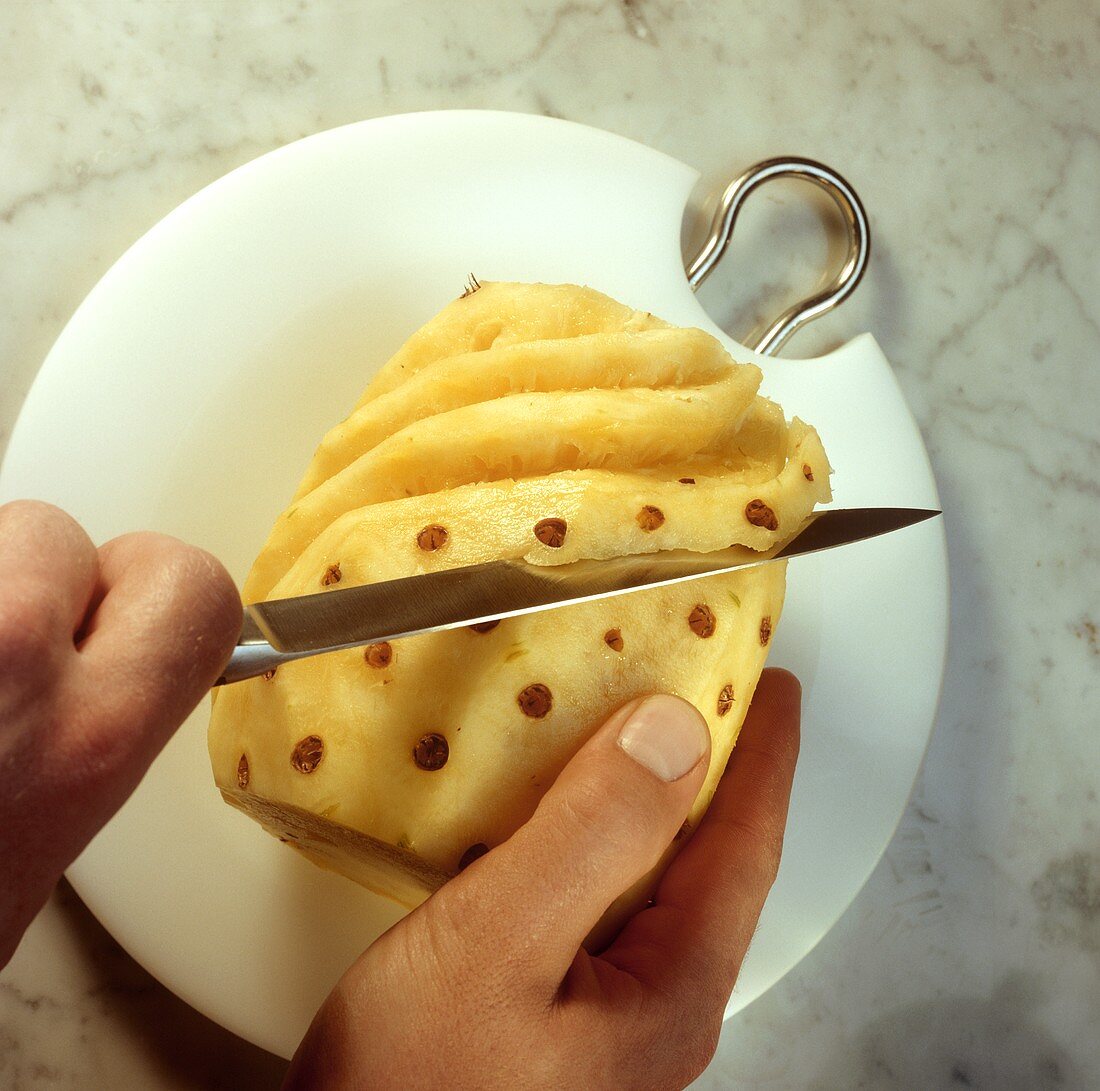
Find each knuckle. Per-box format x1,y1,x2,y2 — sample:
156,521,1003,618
665,1010,722,1086
753,824,786,886
717,813,786,888
764,665,802,699
678,1013,723,1083
123,534,241,640
773,714,802,765
0,497,62,527
0,595,63,683
554,779,642,855
0,499,89,557
619,1008,722,1089
557,783,611,842
410,888,487,979
183,550,243,651
547,769,675,872
169,543,239,619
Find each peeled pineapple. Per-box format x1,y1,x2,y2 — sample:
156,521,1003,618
209,282,831,943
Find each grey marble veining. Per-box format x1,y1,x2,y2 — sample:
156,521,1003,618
2,1,1098,1087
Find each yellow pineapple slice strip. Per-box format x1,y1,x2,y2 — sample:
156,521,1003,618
361,281,668,401
270,419,826,593
245,377,768,602
294,327,745,498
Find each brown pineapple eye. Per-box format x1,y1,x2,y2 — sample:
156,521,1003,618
364,642,393,668
533,518,567,548
745,499,778,531
688,604,716,638
517,683,553,718
291,735,324,774
413,733,449,771
717,684,734,716
417,525,449,551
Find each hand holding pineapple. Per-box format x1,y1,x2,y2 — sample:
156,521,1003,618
285,674,801,1090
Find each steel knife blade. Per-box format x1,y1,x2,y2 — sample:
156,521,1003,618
216,506,940,685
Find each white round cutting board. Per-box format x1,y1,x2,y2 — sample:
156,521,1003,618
0,111,947,1060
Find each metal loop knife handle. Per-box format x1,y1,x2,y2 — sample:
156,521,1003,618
685,157,871,356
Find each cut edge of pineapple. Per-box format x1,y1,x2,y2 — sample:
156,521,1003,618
219,787,447,908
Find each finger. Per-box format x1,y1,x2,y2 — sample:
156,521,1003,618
600,669,801,1017
0,501,99,680
66,532,242,783
427,694,711,984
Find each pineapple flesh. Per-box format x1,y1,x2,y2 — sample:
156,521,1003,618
209,281,832,946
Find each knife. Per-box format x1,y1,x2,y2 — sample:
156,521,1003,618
215,506,940,686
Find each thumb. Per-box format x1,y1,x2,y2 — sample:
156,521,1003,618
436,694,711,983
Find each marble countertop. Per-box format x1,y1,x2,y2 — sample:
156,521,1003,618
2,2,1098,1087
